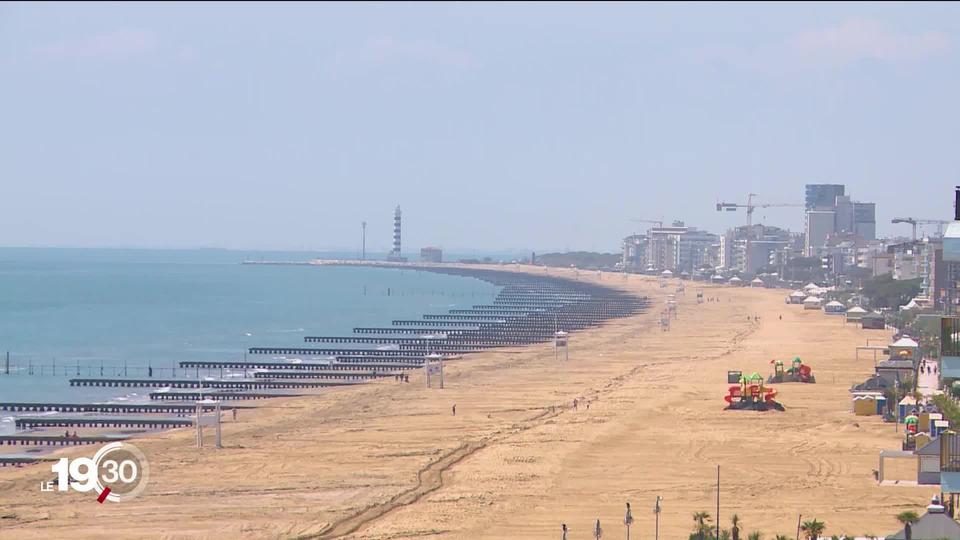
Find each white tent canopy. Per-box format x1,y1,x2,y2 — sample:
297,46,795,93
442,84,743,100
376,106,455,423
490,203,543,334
803,296,822,303
751,277,764,284
803,283,819,291
901,299,920,311
825,301,845,307
729,276,742,282
892,337,919,348
789,290,807,298
661,269,673,277
846,306,868,314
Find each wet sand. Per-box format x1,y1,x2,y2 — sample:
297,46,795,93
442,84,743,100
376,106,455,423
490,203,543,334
0,267,936,539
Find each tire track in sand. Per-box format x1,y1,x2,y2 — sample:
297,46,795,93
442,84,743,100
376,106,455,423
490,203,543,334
301,440,485,540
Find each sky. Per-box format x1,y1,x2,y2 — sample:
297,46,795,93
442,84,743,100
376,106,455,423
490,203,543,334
1,2,959,253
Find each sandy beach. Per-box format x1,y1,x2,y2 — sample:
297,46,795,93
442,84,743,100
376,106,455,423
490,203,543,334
0,266,938,539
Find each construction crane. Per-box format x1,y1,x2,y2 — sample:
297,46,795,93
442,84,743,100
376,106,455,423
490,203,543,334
630,218,663,230
891,217,951,241
716,193,803,229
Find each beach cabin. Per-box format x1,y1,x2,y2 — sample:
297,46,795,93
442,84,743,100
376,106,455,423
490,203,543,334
823,300,845,315
803,282,819,292
728,276,743,286
852,392,886,416
899,396,919,422
933,419,951,438
750,277,764,288
890,336,920,362
861,312,886,329
803,296,822,310
845,305,868,323
660,269,673,278
786,290,806,304
917,439,943,485
711,274,725,284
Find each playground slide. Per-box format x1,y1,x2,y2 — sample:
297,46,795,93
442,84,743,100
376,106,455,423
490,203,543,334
764,389,778,403
724,385,741,404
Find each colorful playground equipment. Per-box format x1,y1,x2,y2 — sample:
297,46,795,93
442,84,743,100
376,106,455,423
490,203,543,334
724,372,785,412
767,357,816,384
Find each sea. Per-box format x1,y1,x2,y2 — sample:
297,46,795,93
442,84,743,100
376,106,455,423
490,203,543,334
0,247,504,434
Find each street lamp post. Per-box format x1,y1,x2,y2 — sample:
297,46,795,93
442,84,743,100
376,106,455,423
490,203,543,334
654,496,662,540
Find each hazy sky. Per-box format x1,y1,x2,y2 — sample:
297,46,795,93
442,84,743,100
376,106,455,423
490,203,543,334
2,2,958,253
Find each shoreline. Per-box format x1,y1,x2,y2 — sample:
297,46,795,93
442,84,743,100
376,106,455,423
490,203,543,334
0,266,934,539
0,263,638,465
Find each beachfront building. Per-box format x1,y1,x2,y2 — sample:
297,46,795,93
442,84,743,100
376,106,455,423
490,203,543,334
720,224,791,274
803,296,822,310
675,229,719,275
647,223,687,271
805,210,835,257
805,183,845,210
803,184,877,256
621,234,648,270
641,222,719,274
420,247,442,263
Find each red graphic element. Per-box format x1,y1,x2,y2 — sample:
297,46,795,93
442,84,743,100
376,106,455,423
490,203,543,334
97,487,111,503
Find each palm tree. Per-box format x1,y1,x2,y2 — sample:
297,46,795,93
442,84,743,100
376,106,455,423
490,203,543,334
731,514,741,540
800,519,825,540
693,512,712,540
896,511,920,540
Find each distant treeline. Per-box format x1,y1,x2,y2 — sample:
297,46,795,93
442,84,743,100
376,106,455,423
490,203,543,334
535,251,620,269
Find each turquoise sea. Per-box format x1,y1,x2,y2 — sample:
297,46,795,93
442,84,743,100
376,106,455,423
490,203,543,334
0,248,500,432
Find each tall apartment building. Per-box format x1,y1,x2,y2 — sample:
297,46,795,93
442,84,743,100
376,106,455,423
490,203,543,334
621,234,648,270
805,184,845,210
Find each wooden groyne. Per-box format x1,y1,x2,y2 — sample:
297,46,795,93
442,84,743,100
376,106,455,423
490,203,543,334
15,416,192,430
69,378,359,390
0,402,242,414
149,390,298,401
0,434,130,446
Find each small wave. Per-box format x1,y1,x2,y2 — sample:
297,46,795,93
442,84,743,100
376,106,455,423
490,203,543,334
267,328,305,334
244,332,253,337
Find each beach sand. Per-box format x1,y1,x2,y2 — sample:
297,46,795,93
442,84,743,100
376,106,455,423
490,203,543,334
0,267,937,539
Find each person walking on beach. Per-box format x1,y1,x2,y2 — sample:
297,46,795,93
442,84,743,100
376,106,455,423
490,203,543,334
452,404,456,416
232,408,237,421
561,523,568,540
573,398,578,410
